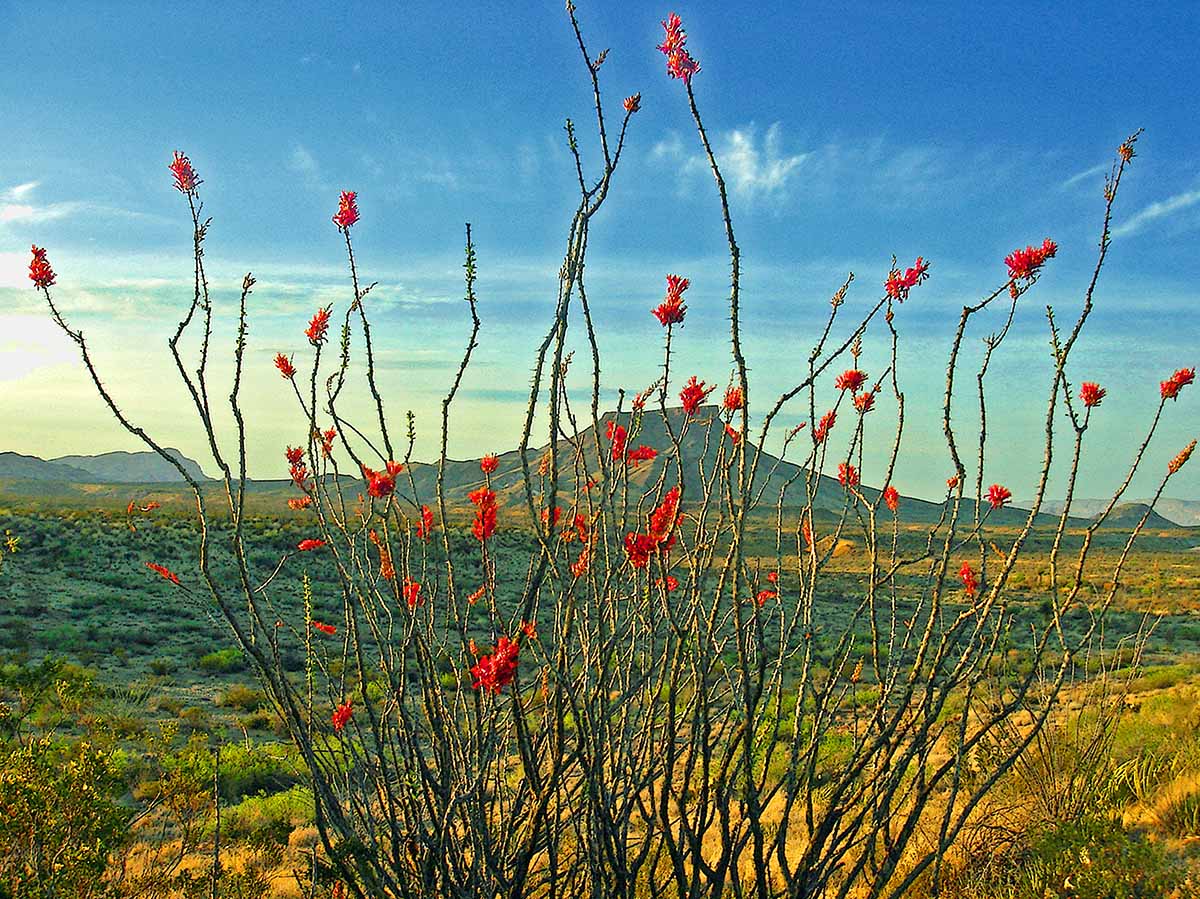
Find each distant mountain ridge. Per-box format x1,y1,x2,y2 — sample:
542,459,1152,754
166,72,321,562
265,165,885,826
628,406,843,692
0,449,210,483
1016,497,1200,528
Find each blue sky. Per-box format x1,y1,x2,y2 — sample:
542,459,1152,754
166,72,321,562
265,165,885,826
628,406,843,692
1,1,1197,500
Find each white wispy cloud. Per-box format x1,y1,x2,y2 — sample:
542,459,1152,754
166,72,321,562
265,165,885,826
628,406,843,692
1060,162,1107,190
652,123,807,203
2,181,41,202
1111,186,1200,238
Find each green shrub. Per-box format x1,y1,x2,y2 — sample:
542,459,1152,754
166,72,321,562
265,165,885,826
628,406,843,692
197,647,246,674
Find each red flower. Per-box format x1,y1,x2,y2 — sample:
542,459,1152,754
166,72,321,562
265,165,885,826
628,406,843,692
625,486,681,568
657,13,700,82
312,620,337,635
959,561,979,598
834,369,868,393
471,636,520,694
332,700,352,732
947,475,960,490
679,376,714,415
297,538,326,552
854,390,877,414
520,620,538,640
884,257,930,302
755,589,776,607
274,353,297,379
146,562,180,585
306,307,332,345
652,274,690,326
288,496,313,511
607,420,628,460
1079,381,1106,408
624,93,641,113
884,485,900,512
1005,239,1057,281
1169,440,1196,475
657,575,680,592
725,424,742,444
1161,367,1195,401
469,487,498,541
627,445,658,464
541,506,562,529
169,151,199,194
28,246,56,289
403,579,423,608
480,454,500,474
332,190,359,229
838,462,859,488
316,428,336,458
467,584,486,605
813,410,836,444
766,570,779,584
362,463,399,498
286,446,305,466
986,484,1012,510
416,505,434,540
723,386,744,412
632,392,647,412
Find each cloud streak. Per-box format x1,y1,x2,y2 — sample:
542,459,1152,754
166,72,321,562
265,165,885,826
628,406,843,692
1111,186,1200,238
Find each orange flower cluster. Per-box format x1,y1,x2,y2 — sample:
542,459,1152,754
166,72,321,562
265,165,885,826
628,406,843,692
680,376,714,415
416,505,434,540
959,561,979,598
1161,367,1195,401
169,150,199,193
653,273,689,326
146,562,180,585
332,700,352,732
1080,381,1106,408
1005,239,1057,281
658,12,699,82
332,190,359,229
838,463,859,488
884,485,900,513
1168,440,1196,476
28,246,56,289
274,353,296,379
368,529,395,581
312,620,337,636
362,461,403,498
813,410,836,444
884,257,930,302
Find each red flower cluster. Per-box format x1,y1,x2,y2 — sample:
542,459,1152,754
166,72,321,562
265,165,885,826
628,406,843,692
332,190,359,229
28,246,56,289
169,151,199,193
146,561,180,585
679,376,714,415
1160,367,1195,401
723,386,744,412
986,484,1012,510
570,544,591,578
657,12,700,82
288,496,312,511
297,539,326,552
834,369,868,393
312,620,337,636
306,307,332,345
883,485,900,512
624,93,641,114
403,579,423,608
1169,440,1196,475
607,420,627,460
1005,239,1057,280
627,445,657,464
947,475,960,490
854,390,877,414
274,353,296,379
624,486,681,568
813,410,836,444
471,636,520,694
658,575,680,592
838,462,859,488
368,529,395,580
653,274,690,326
884,257,930,302
470,487,498,541
286,446,310,491
755,589,776,607
416,505,434,540
724,424,741,444
959,561,979,598
1080,381,1106,408
362,461,403,498
480,454,499,475
332,700,352,732
317,428,336,458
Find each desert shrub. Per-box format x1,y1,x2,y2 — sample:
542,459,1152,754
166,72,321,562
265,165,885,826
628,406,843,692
219,683,265,711
197,646,246,673
0,738,131,899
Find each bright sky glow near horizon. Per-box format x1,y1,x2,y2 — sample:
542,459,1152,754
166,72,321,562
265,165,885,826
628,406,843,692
1,1,1197,501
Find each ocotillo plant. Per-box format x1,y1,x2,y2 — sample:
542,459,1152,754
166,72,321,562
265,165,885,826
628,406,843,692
34,7,1195,899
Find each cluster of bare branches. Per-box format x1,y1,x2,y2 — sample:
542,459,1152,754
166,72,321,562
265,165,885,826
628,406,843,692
37,7,1195,899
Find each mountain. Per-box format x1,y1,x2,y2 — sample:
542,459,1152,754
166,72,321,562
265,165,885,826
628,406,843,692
0,452,99,483
0,449,210,484
50,449,210,483
1092,503,1182,531
1018,498,1197,528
